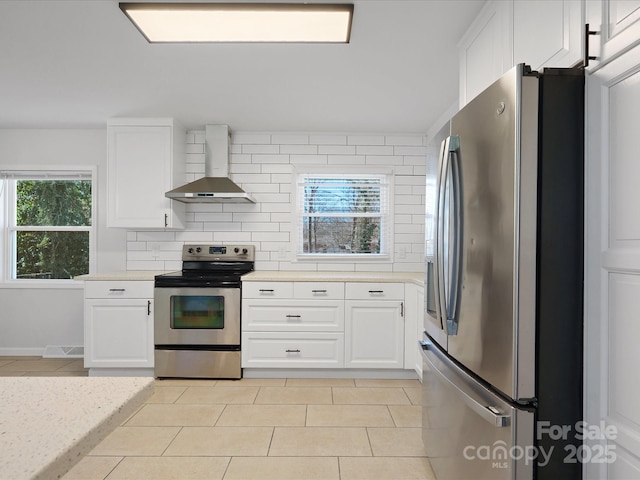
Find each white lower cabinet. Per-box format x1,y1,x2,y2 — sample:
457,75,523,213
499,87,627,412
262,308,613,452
345,283,405,369
242,281,345,369
241,332,344,368
83,281,154,371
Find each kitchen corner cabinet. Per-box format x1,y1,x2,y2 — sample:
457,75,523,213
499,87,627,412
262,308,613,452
107,118,186,229
345,283,405,369
84,281,154,371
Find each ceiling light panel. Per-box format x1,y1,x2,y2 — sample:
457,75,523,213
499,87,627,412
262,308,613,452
119,3,354,43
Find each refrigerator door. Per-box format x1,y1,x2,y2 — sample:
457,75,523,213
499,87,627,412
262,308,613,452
446,64,538,401
421,336,534,480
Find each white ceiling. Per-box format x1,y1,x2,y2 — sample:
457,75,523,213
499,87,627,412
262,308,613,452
0,0,483,133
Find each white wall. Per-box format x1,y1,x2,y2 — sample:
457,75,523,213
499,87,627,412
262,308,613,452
127,131,427,273
0,130,126,354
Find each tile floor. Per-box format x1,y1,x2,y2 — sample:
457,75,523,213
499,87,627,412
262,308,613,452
0,357,434,480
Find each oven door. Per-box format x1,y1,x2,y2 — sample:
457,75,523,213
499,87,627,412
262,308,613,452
154,287,240,346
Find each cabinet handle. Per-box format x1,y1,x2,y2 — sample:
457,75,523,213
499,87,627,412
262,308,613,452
164,213,168,228
286,315,301,319
148,300,151,316
109,288,125,292
259,289,274,293
584,23,599,67
285,349,301,353
368,290,384,294
312,289,327,293
401,301,404,317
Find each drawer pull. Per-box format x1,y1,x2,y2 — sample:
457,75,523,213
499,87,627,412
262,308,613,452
109,288,126,292
285,349,301,353
259,289,275,293
286,315,301,319
368,290,384,294
312,289,327,293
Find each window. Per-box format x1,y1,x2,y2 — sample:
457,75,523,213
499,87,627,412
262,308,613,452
1,169,94,283
294,168,393,260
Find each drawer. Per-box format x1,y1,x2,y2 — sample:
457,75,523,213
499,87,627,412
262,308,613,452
242,282,294,299
345,282,404,300
242,332,344,368
84,281,153,299
242,300,344,331
293,282,344,299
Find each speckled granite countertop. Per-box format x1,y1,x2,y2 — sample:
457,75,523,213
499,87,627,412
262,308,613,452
74,271,168,281
242,271,424,286
0,377,154,480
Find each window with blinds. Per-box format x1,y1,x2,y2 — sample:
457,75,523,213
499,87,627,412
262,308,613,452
0,169,94,281
295,171,392,258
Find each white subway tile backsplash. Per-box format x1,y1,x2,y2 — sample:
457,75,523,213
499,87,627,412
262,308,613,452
127,130,427,274
356,145,394,155
385,135,424,146
243,145,280,154
271,134,309,145
232,133,271,144
348,135,385,146
309,134,347,145
318,145,356,155
280,144,318,154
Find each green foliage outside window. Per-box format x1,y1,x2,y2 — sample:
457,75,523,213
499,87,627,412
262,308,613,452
15,180,91,279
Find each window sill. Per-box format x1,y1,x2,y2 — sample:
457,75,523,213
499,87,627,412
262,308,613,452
295,254,393,263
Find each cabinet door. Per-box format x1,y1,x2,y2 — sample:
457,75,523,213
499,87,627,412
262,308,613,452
587,0,640,70
107,122,185,229
513,0,583,70
459,0,513,106
84,299,154,368
345,300,404,369
585,41,640,480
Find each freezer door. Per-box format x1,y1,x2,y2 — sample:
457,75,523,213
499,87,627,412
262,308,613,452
421,337,534,480
447,64,538,401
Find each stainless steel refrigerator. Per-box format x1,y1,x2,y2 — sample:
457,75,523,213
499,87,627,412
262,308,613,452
421,64,584,480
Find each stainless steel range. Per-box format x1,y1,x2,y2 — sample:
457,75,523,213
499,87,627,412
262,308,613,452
154,244,254,379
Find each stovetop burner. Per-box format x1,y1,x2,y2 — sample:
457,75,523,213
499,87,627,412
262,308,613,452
154,244,255,288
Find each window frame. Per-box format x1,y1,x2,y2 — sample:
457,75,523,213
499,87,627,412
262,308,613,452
0,166,97,288
292,166,394,262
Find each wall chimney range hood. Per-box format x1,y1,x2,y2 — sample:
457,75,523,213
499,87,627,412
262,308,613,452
166,124,256,203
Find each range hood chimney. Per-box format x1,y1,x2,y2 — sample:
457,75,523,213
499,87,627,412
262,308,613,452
166,124,256,203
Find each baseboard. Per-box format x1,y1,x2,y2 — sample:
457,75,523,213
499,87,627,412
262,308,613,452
0,347,45,357
242,368,419,379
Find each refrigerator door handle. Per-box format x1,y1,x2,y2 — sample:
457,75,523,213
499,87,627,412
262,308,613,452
446,135,462,335
420,339,510,428
432,137,448,327
437,135,462,335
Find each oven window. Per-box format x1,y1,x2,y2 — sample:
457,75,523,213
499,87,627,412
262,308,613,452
171,296,224,329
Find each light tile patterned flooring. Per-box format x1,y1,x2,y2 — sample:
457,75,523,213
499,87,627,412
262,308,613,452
0,357,434,480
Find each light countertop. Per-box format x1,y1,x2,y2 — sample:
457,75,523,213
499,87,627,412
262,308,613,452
0,377,154,480
242,271,424,286
74,271,169,281
74,270,425,286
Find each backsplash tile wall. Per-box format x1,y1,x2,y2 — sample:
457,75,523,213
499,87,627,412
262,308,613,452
126,131,427,272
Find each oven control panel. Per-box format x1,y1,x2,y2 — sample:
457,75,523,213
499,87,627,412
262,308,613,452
182,244,255,261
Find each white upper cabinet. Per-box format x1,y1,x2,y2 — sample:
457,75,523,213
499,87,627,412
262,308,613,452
107,118,186,229
459,0,513,106
513,0,584,70
587,0,640,69
459,0,586,107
